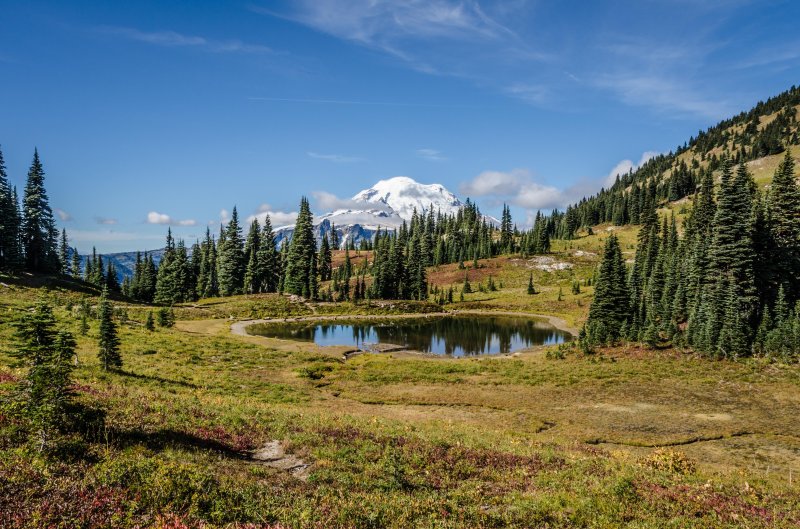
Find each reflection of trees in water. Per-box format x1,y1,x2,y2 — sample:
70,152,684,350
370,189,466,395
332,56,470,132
255,317,569,356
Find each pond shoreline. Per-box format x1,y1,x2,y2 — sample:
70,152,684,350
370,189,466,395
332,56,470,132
230,309,579,343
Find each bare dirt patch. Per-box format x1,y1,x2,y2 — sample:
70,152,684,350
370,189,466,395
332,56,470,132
252,440,312,481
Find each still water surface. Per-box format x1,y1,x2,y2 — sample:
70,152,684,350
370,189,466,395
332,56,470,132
248,315,571,356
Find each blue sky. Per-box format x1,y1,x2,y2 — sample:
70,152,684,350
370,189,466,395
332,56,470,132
1,0,798,252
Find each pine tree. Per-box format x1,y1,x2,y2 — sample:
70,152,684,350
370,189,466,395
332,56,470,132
154,229,177,305
319,235,332,282
243,219,262,294
586,234,629,343
257,215,280,293
97,286,122,371
500,204,513,253
218,207,245,296
21,149,59,272
70,246,81,278
58,229,69,275
703,160,757,355
0,146,22,270
11,299,76,451
145,311,155,331
768,151,800,301
283,197,317,298
527,273,535,295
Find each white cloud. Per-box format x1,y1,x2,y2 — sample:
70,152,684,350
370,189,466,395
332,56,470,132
94,216,118,225
55,208,72,222
460,169,564,210
247,205,298,228
307,151,365,163
605,151,660,187
416,148,447,162
99,26,275,54
146,211,197,226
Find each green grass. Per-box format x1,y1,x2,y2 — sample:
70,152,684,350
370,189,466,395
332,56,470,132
2,255,800,528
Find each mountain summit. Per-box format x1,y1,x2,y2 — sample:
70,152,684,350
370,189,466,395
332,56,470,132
277,176,472,249
351,176,463,220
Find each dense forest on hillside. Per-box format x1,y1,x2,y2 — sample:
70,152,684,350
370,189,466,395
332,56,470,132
581,86,800,359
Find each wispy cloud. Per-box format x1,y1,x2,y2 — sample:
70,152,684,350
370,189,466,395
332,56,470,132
504,83,549,105
307,151,365,163
416,148,447,162
255,1,517,46
55,208,73,222
146,211,197,226
255,1,546,101
595,73,731,119
94,216,118,225
98,26,275,55
247,204,298,228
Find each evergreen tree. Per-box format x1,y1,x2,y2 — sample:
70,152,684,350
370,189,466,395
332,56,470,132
218,207,245,296
702,160,757,356
768,150,800,301
283,197,317,298
11,300,76,451
585,235,629,343
145,311,155,331
154,229,177,305
21,149,59,272
500,204,513,253
0,146,15,269
243,219,262,294
70,248,81,278
97,286,122,371
527,273,535,295
58,229,69,275
319,235,332,282
257,215,280,293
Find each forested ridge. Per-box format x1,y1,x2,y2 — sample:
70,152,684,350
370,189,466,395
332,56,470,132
582,86,800,358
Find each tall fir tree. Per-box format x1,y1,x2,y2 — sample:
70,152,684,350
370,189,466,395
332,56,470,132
767,150,800,301
243,219,262,294
257,214,280,293
58,229,70,275
0,145,22,269
585,234,629,343
11,300,77,451
97,286,122,371
218,207,245,296
283,197,317,298
21,149,59,272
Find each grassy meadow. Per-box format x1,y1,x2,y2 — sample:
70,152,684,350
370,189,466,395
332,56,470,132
2,223,799,528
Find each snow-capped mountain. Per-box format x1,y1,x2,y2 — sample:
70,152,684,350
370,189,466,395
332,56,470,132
276,176,476,249
352,176,463,220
